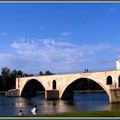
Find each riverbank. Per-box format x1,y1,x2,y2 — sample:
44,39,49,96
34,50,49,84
3,110,120,117
30,110,120,117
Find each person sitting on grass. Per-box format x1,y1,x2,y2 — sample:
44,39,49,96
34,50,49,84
18,110,24,116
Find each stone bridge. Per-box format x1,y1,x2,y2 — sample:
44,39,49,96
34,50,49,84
12,69,120,103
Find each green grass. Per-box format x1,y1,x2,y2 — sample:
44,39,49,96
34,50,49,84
3,110,120,117
34,110,120,117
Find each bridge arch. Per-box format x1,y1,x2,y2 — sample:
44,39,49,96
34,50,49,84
21,79,45,97
106,76,112,85
60,78,110,100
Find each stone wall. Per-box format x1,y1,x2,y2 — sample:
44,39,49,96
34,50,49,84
109,88,120,103
5,89,20,96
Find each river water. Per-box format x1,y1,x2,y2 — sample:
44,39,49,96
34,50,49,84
0,92,120,116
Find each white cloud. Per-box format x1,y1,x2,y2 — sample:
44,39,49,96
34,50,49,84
40,38,75,48
0,53,17,69
9,38,114,73
0,53,15,61
11,42,36,51
60,32,71,36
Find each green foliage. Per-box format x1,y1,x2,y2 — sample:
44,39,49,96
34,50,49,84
38,71,44,76
38,71,54,76
0,67,54,91
45,70,53,75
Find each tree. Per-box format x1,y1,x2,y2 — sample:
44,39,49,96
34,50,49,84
23,73,33,77
1,67,10,91
45,70,53,75
9,69,18,89
11,70,17,77
39,71,44,76
0,75,3,91
17,70,23,77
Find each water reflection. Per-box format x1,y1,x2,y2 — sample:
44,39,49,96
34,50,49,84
15,97,28,108
0,92,120,116
37,100,75,114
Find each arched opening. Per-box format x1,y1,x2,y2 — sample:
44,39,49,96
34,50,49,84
53,80,56,90
21,79,45,97
106,76,112,85
118,76,120,87
61,78,108,101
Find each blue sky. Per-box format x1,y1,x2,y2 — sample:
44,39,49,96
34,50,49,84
0,2,120,74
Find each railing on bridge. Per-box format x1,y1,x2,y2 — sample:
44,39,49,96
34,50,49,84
17,67,116,78
53,67,116,75
81,67,115,73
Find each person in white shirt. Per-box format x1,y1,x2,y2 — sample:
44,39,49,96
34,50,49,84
31,105,37,115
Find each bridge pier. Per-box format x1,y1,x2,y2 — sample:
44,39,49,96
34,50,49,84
45,90,59,100
109,88,120,103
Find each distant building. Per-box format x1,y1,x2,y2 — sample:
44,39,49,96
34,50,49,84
116,57,120,69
